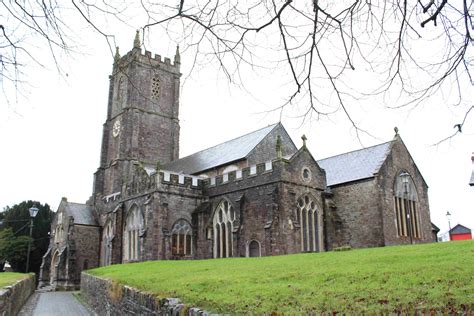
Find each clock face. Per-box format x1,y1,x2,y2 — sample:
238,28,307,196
112,119,121,137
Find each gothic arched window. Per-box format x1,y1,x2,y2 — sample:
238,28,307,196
213,200,235,258
102,220,113,266
123,205,144,261
296,195,321,252
394,172,421,239
171,219,192,257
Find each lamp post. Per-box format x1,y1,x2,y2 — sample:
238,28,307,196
400,172,413,244
25,206,39,273
446,211,452,241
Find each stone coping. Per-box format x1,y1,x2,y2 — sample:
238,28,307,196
81,272,220,315
0,274,35,316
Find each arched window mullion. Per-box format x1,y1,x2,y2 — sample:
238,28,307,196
212,200,234,258
297,195,319,253
124,206,143,261
394,172,421,240
171,219,192,257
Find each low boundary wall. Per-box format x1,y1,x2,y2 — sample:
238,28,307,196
0,274,35,316
81,273,211,315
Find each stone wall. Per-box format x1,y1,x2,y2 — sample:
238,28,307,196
330,179,385,249
73,225,101,282
246,123,297,165
96,47,181,197
326,135,434,249
376,136,433,245
193,149,327,259
81,273,209,315
0,274,35,316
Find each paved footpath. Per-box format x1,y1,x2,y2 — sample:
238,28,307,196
19,291,95,316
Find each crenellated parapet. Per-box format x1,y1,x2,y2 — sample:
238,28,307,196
112,31,181,76
100,159,280,202
203,160,274,189
113,49,180,76
158,171,204,189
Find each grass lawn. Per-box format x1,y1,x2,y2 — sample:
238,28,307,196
0,272,30,288
88,240,474,314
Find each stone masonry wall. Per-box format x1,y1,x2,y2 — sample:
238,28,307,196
0,274,35,316
246,124,297,165
376,136,433,245
97,47,180,197
330,179,385,249
81,273,210,315
194,148,327,258
100,171,204,265
74,225,101,282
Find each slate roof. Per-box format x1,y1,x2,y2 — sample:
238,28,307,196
163,124,278,174
431,223,440,233
318,141,392,186
65,202,98,226
449,224,471,235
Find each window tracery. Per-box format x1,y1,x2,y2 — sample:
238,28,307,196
171,219,192,257
296,195,321,252
213,200,235,258
123,205,144,261
394,172,421,239
102,220,113,266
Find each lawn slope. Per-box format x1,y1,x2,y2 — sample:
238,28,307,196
0,272,30,287
88,241,474,314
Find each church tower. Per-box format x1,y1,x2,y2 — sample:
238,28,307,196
93,31,181,197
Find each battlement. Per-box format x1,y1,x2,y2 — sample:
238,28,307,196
115,48,181,75
139,49,179,68
155,160,274,191
100,160,276,202
157,170,204,189
203,160,273,188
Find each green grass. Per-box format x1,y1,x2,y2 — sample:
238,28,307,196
0,272,30,287
88,241,474,314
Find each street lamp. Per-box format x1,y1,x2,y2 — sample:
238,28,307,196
446,211,452,241
25,206,39,273
400,172,413,244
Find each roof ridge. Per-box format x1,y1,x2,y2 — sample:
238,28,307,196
451,223,471,230
318,140,393,162
66,201,88,206
173,123,279,161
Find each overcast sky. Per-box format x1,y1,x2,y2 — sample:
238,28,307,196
0,17,473,238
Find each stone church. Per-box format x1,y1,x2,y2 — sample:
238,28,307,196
39,34,434,290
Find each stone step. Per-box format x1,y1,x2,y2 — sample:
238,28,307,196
36,285,55,293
